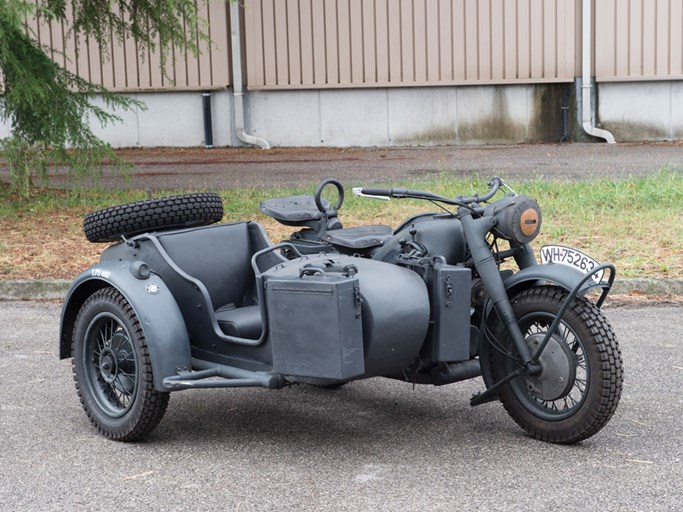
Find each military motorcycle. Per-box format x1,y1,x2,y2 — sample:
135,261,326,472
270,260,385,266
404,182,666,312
60,177,623,443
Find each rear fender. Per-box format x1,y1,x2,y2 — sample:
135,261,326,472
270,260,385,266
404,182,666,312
60,260,191,392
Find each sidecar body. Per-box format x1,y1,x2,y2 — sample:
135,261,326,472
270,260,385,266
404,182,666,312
60,220,473,392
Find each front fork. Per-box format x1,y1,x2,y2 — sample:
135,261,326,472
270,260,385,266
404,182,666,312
459,210,615,406
458,211,542,379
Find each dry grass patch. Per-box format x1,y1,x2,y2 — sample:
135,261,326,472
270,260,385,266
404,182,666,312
1,171,681,280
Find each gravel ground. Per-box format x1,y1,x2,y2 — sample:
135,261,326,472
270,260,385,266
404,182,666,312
4,141,681,191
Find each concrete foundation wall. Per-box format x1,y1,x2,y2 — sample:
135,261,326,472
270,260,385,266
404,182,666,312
597,81,683,142
248,85,571,147
1,82,681,147
0,91,235,148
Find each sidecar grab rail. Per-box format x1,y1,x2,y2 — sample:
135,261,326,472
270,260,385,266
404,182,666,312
251,242,303,275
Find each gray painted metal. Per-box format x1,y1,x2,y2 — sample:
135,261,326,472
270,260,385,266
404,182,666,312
502,262,603,298
59,260,192,392
59,177,624,443
262,254,431,380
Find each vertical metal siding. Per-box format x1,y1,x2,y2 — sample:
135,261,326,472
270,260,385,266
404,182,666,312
18,0,682,93
596,0,683,81
243,0,579,89
21,0,232,92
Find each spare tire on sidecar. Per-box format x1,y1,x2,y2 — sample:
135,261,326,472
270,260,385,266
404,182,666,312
83,192,224,243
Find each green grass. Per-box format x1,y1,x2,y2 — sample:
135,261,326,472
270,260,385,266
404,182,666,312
231,171,683,278
1,169,681,279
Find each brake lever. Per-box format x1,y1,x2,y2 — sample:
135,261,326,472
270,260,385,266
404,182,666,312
498,177,518,197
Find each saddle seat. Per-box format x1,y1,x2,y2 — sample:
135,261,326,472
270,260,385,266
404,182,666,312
324,225,393,250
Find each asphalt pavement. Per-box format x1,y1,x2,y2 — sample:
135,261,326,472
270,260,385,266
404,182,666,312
1,300,681,511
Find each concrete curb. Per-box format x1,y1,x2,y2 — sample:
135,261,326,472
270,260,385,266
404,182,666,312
1,278,682,301
0,280,72,300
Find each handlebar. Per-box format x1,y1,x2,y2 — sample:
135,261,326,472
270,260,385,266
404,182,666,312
353,177,505,206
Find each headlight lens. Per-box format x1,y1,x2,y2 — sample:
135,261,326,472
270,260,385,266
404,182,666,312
485,195,542,245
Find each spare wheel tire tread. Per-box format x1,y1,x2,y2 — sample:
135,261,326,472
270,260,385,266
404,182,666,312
83,193,224,243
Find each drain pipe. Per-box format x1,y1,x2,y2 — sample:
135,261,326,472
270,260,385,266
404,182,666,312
581,0,615,143
202,92,214,148
229,1,270,149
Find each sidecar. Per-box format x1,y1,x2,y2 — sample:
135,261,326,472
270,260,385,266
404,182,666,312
60,200,473,441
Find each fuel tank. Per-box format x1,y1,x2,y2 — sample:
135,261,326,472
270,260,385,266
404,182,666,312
371,213,467,264
261,254,430,378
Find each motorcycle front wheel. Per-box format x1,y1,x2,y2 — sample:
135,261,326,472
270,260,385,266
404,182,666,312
488,286,623,444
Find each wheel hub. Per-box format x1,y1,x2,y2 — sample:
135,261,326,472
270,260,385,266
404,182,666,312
99,348,119,383
523,333,576,401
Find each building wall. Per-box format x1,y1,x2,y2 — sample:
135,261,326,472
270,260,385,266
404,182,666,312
23,0,683,90
22,0,232,91
598,81,683,141
244,0,580,89
4,0,682,146
246,83,567,146
595,0,683,82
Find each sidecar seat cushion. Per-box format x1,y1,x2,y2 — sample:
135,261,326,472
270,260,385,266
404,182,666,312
215,304,263,340
157,222,255,310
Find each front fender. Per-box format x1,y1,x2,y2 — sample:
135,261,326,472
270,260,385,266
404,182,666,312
477,263,611,392
60,260,191,392
502,263,606,298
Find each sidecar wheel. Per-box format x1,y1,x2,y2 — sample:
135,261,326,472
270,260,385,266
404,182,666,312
83,192,224,243
72,287,170,441
489,286,623,444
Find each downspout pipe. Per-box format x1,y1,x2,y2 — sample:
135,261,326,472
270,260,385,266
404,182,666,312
581,0,615,143
229,2,270,149
202,92,214,148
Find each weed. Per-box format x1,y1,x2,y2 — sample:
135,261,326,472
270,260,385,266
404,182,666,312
0,170,681,280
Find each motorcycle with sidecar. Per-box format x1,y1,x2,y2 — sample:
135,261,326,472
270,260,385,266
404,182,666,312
59,177,623,443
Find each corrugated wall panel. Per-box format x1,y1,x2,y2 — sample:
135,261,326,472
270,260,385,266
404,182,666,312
21,0,231,92
243,0,579,89
596,0,683,81
672,1,683,76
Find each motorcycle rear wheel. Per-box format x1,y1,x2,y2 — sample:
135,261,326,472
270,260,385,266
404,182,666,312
489,286,623,444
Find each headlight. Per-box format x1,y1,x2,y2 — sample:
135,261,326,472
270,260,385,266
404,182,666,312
485,195,542,245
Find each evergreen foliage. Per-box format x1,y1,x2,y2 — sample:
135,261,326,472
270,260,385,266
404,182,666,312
0,0,208,196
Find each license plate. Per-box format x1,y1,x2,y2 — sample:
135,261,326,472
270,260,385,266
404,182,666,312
540,245,604,284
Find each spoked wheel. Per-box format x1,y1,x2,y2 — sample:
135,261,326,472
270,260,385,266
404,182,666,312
489,286,623,444
72,287,169,441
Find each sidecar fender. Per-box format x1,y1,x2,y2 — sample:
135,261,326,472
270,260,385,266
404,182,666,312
59,260,191,392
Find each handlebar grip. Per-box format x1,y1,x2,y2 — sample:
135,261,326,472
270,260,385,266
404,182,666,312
360,187,393,197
